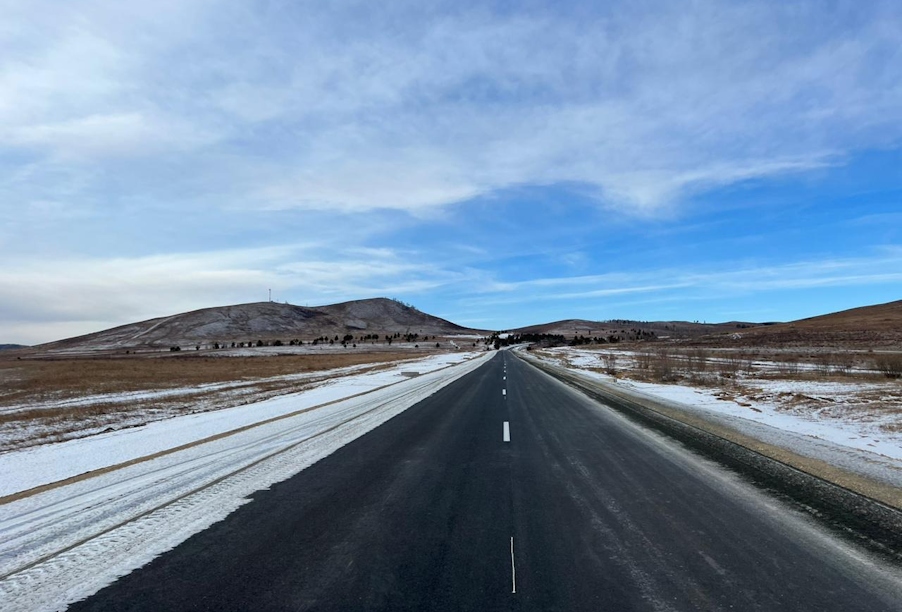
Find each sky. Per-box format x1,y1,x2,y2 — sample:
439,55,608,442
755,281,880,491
1,0,901,344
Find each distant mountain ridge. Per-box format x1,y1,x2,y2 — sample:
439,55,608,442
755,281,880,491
18,297,900,357
692,299,902,348
508,318,763,340
0,344,27,351
31,298,484,355
508,300,902,348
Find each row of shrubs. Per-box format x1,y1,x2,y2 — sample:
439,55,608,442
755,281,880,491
630,349,902,381
168,337,449,351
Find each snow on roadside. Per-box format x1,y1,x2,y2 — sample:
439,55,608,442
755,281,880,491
533,347,902,462
0,351,480,497
0,362,380,415
614,377,902,461
0,352,491,612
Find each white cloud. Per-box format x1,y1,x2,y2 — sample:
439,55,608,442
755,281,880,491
460,251,902,307
0,1,900,214
1,2,901,341
2,242,900,344
7,112,215,160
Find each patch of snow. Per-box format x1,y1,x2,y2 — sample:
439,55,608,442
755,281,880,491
527,348,902,487
0,352,480,496
616,378,902,462
0,352,490,611
0,362,381,415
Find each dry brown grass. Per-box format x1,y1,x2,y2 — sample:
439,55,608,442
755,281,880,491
537,346,902,447
0,351,435,451
0,351,423,408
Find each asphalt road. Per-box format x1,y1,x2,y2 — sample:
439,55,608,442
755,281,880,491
70,351,901,611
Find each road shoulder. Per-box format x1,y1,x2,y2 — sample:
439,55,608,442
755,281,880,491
516,349,902,561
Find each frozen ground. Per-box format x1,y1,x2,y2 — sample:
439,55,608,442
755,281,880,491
0,349,495,452
0,351,490,612
529,347,902,487
0,362,380,415
0,351,480,497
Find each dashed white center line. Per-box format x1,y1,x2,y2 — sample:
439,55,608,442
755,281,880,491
502,388,507,397
510,536,517,593
503,421,510,442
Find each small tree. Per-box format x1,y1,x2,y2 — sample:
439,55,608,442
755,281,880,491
816,353,833,376
602,353,617,375
651,350,674,381
875,354,902,379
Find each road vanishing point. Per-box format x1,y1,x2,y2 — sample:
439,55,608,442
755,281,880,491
68,352,901,612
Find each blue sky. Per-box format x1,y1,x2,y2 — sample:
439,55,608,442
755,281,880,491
1,0,901,343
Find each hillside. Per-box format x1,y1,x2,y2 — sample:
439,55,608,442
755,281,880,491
510,318,762,341
692,299,902,348
28,298,483,356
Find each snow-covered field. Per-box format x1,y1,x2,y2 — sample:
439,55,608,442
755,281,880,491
529,347,902,484
0,351,480,497
0,350,488,452
0,351,489,612
1,362,379,415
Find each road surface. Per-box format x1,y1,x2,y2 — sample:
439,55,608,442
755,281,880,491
70,352,901,611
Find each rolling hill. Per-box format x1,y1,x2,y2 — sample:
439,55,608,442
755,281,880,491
28,298,484,356
692,299,902,348
509,318,762,341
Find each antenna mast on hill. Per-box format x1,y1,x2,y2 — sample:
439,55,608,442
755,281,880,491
269,288,272,302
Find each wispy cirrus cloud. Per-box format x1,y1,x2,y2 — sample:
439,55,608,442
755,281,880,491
1,1,901,216
0,243,473,343
3,244,900,344
1,1,901,342
460,250,902,309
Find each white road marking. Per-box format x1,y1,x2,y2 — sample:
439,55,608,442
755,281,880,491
503,421,510,442
503,376,506,380
510,536,517,593
502,389,507,397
